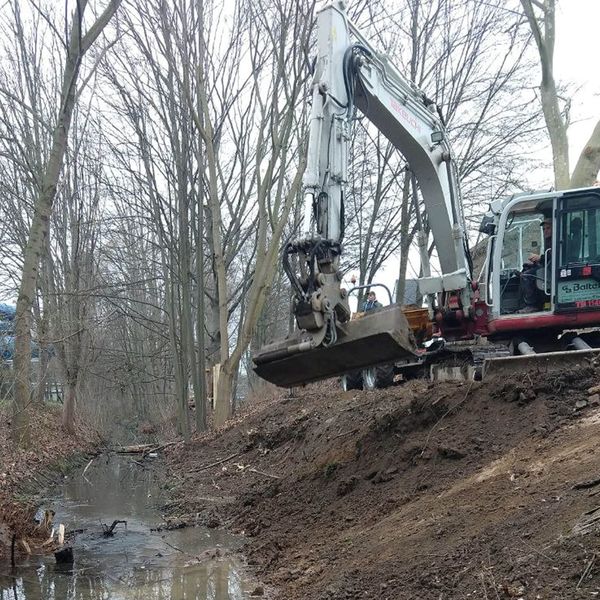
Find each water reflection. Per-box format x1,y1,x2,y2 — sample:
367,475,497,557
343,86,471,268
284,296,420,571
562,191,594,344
2,561,246,600
0,455,250,600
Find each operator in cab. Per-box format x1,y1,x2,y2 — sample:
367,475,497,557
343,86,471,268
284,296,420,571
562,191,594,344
517,216,552,314
363,291,382,312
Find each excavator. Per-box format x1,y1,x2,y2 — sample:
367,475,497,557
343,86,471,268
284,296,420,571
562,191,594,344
253,1,600,389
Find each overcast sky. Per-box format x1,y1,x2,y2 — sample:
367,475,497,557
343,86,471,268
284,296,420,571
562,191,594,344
555,0,600,172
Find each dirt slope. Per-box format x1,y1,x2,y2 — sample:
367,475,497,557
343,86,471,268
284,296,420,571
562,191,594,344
167,361,600,599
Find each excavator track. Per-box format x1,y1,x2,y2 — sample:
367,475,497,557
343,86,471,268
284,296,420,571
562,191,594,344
394,340,599,383
392,339,511,382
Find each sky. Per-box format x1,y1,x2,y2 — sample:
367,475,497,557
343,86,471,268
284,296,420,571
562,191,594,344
555,1,600,176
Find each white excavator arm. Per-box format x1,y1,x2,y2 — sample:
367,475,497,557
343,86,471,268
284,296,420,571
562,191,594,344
302,2,472,307
253,1,474,387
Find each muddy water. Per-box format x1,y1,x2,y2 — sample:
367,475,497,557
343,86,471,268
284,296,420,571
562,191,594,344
0,455,252,599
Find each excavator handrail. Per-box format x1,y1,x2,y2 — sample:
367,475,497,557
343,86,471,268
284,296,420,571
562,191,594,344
346,283,394,305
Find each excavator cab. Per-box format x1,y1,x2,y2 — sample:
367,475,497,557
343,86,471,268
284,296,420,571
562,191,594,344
494,201,553,315
483,188,600,350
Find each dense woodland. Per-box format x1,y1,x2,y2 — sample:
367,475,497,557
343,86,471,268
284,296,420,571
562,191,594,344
0,0,598,445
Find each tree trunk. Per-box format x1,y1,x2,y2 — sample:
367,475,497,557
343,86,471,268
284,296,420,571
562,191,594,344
62,380,76,433
168,274,190,440
35,340,50,406
193,0,208,432
13,98,75,444
521,0,570,190
195,68,231,425
174,356,190,440
213,165,305,426
570,119,600,188
10,0,123,446
540,79,570,189
193,193,208,431
214,363,233,427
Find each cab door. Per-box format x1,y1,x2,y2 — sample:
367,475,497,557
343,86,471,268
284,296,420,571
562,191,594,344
555,190,600,313
489,196,555,317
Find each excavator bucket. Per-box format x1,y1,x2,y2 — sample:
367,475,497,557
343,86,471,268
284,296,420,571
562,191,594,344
253,305,418,388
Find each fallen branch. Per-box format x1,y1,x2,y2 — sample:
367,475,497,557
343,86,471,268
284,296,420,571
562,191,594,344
333,428,359,439
144,440,182,454
577,553,596,589
517,538,553,562
102,520,127,537
115,444,154,454
571,507,600,536
82,458,94,478
163,540,187,554
572,477,600,490
249,468,281,479
114,440,182,455
190,452,241,474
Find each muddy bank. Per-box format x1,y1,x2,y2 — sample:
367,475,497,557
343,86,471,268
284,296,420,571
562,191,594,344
166,362,600,599
0,406,99,559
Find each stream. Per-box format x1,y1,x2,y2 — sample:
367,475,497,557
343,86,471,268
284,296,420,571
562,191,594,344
0,454,253,599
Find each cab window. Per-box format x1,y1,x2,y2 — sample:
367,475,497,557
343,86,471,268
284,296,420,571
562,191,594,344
561,206,600,265
499,212,544,314
501,213,544,270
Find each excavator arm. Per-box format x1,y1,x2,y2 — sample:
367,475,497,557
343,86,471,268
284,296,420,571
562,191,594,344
253,1,473,387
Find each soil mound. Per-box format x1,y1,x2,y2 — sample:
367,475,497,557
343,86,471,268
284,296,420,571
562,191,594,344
168,361,600,599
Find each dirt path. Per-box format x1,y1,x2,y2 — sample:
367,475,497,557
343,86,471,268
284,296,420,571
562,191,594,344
167,361,600,599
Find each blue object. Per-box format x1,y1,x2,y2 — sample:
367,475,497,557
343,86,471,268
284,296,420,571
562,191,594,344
0,304,40,359
0,304,15,321
0,335,14,360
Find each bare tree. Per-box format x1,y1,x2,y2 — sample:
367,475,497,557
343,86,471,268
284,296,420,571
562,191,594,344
45,113,105,433
191,0,314,424
521,0,600,189
0,0,122,444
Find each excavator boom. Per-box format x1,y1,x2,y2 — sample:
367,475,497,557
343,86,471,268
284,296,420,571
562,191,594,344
252,1,471,387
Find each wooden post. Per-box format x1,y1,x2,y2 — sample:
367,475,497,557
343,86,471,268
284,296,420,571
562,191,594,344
211,363,220,412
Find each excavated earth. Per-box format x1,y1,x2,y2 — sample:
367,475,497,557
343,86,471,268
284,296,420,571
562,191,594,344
166,359,600,599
